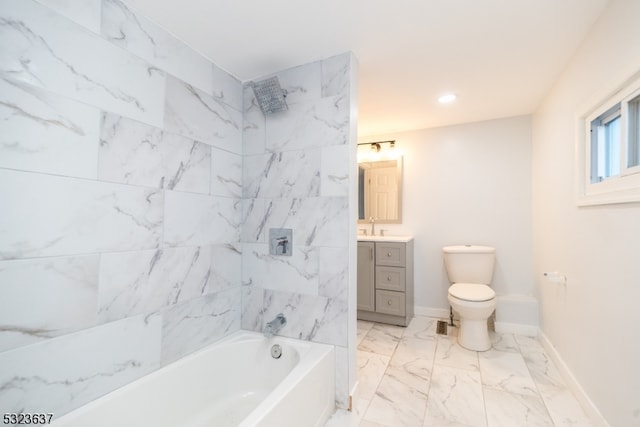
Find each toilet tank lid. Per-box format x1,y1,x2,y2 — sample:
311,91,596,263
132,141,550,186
443,245,495,254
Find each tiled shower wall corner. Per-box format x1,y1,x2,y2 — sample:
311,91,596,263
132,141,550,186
241,52,357,407
0,0,243,416
0,0,357,417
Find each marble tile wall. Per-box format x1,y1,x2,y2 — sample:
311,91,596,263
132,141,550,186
0,0,243,417
240,52,357,408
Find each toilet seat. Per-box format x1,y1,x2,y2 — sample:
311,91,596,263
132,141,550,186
449,283,495,302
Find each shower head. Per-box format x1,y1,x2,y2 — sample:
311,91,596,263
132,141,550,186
250,77,288,115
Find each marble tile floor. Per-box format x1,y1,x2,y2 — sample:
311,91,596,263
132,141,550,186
326,316,594,427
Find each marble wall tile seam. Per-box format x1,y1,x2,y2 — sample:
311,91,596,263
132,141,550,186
0,243,188,263
0,165,216,198
163,187,243,201
0,310,159,356
0,323,101,355
0,242,224,262
0,163,234,201
97,295,213,327
0,165,92,183
263,195,348,213
146,125,245,158
94,175,220,198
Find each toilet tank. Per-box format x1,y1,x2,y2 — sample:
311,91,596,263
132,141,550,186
442,245,496,285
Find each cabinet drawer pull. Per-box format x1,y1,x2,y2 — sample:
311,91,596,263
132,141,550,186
387,252,392,257
387,299,392,305
387,275,392,281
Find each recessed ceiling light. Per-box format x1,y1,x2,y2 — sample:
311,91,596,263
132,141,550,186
438,93,457,104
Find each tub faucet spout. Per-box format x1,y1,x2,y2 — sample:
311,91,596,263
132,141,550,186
264,313,287,338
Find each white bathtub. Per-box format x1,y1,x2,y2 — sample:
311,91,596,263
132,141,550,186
52,331,335,427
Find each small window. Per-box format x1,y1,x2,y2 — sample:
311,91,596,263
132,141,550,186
627,93,640,168
577,72,640,205
590,103,621,183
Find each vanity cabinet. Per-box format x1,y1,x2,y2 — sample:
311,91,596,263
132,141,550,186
357,241,375,312
357,239,414,326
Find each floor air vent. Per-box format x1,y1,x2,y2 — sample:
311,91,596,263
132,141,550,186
436,320,448,335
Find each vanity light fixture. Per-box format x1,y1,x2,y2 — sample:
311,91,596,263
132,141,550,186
358,140,396,152
438,93,457,104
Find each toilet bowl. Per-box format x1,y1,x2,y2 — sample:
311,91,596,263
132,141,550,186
448,283,495,351
443,245,496,352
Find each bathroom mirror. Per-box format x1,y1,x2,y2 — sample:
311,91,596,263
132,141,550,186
358,157,403,223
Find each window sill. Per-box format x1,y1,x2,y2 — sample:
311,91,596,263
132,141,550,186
577,186,640,206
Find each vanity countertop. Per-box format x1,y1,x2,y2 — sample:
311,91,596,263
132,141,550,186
358,235,413,243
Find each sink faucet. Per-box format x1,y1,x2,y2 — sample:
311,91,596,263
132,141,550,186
369,216,375,236
264,313,287,338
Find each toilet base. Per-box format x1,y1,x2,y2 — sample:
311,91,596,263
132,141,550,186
458,318,491,352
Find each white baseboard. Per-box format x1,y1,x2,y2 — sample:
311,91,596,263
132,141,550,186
495,321,538,336
538,331,610,427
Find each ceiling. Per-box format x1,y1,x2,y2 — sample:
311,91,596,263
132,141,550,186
127,0,609,138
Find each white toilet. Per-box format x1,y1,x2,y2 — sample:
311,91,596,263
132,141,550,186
442,245,496,352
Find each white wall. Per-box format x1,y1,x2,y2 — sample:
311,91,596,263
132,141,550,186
361,116,534,322
532,0,640,425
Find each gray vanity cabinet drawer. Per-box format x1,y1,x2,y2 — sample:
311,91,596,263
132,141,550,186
375,243,406,267
375,266,405,292
375,290,406,316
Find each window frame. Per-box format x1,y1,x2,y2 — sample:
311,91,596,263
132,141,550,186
576,70,640,206
589,103,621,183
622,89,640,173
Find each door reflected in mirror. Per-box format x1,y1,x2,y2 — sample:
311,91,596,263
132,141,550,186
358,157,402,223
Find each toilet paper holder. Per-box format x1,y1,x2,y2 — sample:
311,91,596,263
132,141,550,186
543,271,567,286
